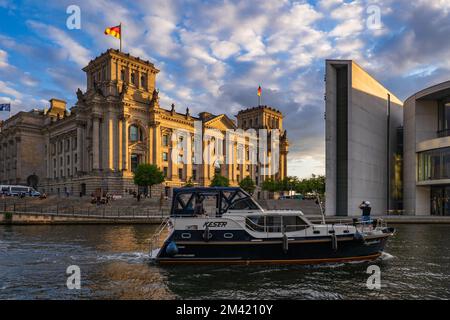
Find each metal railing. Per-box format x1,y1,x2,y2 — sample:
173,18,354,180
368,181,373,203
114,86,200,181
244,216,387,236
149,218,171,258
0,199,170,218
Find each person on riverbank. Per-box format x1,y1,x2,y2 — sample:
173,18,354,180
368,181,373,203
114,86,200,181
359,201,372,223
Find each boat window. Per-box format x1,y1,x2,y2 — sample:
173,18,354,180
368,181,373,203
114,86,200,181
245,216,266,232
181,233,191,239
228,198,259,210
266,216,282,233
224,233,234,239
283,216,309,232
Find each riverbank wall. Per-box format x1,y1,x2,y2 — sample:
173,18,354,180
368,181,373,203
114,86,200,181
0,212,165,225
2,211,450,225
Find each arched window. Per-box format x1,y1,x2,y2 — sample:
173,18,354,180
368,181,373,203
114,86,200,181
214,160,221,175
141,75,147,89
129,125,138,142
129,125,142,142
131,154,140,172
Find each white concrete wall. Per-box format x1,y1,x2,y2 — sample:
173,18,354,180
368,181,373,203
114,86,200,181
325,60,403,216
325,61,339,216
403,97,416,215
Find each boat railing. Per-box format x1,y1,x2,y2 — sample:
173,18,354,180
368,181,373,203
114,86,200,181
232,215,386,236
149,217,171,258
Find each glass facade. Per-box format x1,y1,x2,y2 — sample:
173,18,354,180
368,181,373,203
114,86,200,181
431,186,450,216
437,100,450,137
418,147,450,181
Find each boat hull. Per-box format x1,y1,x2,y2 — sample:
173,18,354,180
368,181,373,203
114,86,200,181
155,230,392,265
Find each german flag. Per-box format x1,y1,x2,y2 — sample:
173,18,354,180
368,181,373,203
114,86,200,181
104,25,121,39
257,86,262,97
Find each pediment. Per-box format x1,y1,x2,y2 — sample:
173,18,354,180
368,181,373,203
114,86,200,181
204,114,236,131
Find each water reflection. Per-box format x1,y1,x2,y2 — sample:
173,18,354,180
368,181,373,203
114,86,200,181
0,224,449,299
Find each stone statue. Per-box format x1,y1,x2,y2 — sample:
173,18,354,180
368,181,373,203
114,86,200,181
152,88,159,102
186,107,190,118
76,88,85,102
120,82,128,98
93,80,103,96
171,103,175,114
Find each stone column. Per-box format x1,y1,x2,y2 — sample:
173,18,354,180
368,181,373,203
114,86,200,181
76,125,82,173
118,117,123,170
121,116,129,172
112,115,119,171
186,135,193,181
153,123,161,167
202,134,209,184
170,130,178,180
92,116,100,171
46,134,51,178
148,123,154,164
102,112,112,171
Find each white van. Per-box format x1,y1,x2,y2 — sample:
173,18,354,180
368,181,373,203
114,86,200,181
0,185,41,197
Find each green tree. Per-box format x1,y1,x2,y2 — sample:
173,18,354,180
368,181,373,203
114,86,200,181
210,174,230,187
294,174,325,196
184,178,195,187
239,176,256,194
133,164,165,197
279,176,299,192
262,178,280,192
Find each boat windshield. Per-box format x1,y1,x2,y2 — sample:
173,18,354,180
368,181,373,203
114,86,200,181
171,187,258,217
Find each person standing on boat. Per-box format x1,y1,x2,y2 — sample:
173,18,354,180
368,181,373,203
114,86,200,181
359,201,372,223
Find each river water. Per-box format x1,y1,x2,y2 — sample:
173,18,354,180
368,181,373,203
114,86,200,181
0,224,449,300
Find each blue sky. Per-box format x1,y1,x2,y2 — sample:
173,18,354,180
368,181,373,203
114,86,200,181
1,0,450,178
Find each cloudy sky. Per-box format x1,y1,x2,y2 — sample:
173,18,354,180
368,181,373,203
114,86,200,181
1,0,449,178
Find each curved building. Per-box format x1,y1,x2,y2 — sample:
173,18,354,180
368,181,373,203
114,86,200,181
404,81,450,216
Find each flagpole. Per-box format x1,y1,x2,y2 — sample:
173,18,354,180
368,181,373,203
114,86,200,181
119,22,122,52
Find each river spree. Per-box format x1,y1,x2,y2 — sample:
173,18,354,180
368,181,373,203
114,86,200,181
0,224,449,299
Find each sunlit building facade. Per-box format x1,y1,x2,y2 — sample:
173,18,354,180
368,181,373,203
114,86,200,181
325,60,403,216
404,81,450,216
0,49,288,197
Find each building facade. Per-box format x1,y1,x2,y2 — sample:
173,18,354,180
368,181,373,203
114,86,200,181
325,60,403,216
0,49,288,197
404,81,450,215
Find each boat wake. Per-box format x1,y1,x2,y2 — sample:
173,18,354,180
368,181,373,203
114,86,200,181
379,252,395,261
149,248,160,260
97,251,150,264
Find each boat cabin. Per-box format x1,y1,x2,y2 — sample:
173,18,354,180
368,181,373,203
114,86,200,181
171,187,261,217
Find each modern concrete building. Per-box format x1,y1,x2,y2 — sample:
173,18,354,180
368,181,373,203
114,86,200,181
404,81,450,215
325,60,403,216
0,49,288,197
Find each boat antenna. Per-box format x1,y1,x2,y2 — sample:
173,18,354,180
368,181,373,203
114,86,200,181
314,191,326,224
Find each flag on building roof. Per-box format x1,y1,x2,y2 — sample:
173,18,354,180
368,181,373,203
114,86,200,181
104,25,121,39
257,86,262,97
0,103,11,111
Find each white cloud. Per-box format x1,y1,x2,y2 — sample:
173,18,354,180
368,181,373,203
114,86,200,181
0,80,23,100
329,18,365,37
5,0,443,178
26,20,91,67
211,41,240,60
330,1,364,20
0,49,9,69
318,0,343,9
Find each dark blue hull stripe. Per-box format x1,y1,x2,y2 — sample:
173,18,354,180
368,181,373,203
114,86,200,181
156,230,390,263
